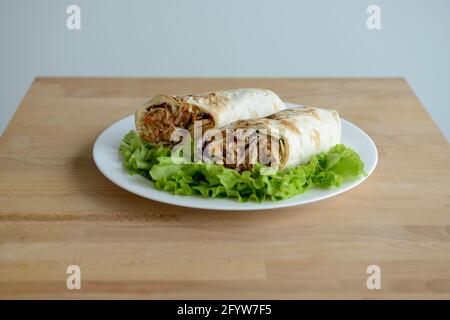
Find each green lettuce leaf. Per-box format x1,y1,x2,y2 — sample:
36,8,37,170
119,131,365,202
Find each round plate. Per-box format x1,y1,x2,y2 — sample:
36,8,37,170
93,103,377,211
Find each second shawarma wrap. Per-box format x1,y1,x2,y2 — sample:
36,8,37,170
202,107,342,171
135,88,286,145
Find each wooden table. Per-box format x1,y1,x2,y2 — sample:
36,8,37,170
0,78,449,299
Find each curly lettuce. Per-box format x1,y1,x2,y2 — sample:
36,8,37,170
119,131,365,202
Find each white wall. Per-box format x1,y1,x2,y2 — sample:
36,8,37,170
1,0,449,140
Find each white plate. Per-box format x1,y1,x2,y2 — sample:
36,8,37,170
93,103,377,211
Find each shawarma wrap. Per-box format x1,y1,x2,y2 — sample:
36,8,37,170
202,107,341,171
135,88,286,145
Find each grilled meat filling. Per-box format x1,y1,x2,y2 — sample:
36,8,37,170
141,103,214,144
203,130,284,172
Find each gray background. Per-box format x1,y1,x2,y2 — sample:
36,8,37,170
1,0,449,140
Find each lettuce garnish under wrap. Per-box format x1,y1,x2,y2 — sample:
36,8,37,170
119,131,365,202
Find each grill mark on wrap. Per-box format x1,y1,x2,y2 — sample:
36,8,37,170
279,119,300,134
185,92,230,112
273,107,321,120
312,129,321,149
251,110,259,118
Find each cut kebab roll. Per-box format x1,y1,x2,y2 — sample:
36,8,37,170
202,107,341,171
135,88,286,145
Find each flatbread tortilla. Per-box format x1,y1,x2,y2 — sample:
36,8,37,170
135,88,286,145
202,107,341,171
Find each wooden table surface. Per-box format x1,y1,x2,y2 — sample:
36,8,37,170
0,78,449,299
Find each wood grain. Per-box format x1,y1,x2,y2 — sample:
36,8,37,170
0,77,449,299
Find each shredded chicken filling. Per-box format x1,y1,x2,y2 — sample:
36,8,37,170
204,131,284,171
142,103,214,144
